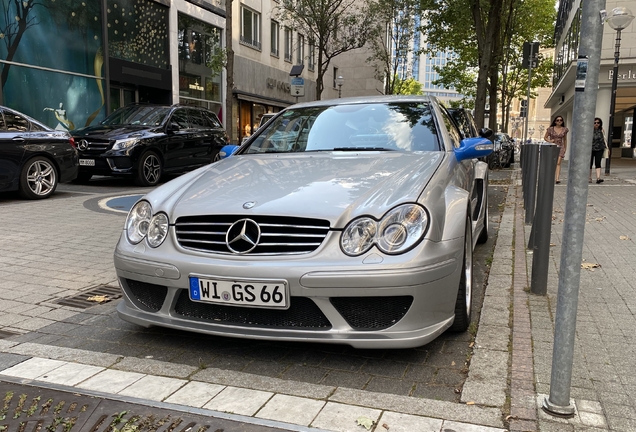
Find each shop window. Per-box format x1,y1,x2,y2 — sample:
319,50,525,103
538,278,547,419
308,39,315,71
108,0,169,69
241,7,261,50
271,20,280,57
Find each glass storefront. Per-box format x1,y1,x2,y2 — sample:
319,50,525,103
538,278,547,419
107,0,169,69
0,0,105,129
178,13,223,117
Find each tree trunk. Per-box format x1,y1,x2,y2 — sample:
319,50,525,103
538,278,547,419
225,0,235,142
1,20,27,89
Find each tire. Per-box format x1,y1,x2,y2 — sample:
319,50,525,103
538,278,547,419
135,151,162,187
73,172,93,183
477,192,489,244
19,156,58,199
451,216,473,332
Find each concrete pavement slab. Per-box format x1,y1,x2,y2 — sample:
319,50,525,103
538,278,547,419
311,402,382,432
203,386,274,416
256,394,326,426
164,380,226,407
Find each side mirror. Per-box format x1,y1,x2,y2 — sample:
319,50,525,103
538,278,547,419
218,145,239,160
455,137,493,161
167,122,180,133
479,128,493,139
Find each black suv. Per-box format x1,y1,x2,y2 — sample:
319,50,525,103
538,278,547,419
72,104,228,186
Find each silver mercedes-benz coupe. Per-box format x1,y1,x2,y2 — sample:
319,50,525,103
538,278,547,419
114,96,493,349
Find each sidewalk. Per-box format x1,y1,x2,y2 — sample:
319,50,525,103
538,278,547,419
1,156,635,431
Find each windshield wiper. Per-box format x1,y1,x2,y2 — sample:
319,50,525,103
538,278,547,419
333,147,395,151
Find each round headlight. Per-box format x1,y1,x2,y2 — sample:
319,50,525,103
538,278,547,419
126,200,152,244
147,213,169,248
341,217,377,256
377,204,428,254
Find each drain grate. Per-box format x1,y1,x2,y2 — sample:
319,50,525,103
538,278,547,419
55,285,123,309
0,381,287,432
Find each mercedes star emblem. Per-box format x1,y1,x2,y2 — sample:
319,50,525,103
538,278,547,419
78,139,88,151
226,219,261,254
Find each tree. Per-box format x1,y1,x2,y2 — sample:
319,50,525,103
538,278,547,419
394,76,423,94
275,0,372,99
366,0,420,95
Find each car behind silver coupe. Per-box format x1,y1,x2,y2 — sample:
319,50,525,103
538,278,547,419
114,96,493,349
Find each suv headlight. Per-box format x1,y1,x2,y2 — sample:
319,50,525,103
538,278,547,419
125,200,152,244
340,204,428,256
147,213,169,248
113,138,139,150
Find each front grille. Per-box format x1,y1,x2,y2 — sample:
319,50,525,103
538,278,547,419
175,215,330,255
124,279,168,312
330,296,413,330
77,138,112,152
174,290,332,329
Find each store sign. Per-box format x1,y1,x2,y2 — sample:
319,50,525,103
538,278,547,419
266,77,290,94
608,69,636,81
189,80,204,91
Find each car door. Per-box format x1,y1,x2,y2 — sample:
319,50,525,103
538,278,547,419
0,109,29,192
163,108,196,172
186,108,214,167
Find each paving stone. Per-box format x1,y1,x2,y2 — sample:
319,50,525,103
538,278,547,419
164,381,225,407
76,369,146,394
256,394,325,426
203,386,273,416
376,411,443,432
312,402,382,432
118,375,187,401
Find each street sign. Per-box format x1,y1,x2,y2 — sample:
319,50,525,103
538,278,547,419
290,77,305,97
522,41,540,69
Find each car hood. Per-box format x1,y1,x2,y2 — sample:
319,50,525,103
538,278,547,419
160,152,444,226
72,124,157,140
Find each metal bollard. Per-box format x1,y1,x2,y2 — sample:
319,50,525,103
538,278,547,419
524,144,540,224
529,145,560,295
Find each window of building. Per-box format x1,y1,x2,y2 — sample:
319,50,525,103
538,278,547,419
308,38,315,71
333,67,338,88
297,34,305,65
241,7,261,50
271,20,279,57
284,27,292,62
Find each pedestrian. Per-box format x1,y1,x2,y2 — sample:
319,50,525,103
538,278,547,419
590,117,606,184
544,116,569,184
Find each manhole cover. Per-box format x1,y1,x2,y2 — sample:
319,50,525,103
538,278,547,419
55,285,122,309
0,381,287,431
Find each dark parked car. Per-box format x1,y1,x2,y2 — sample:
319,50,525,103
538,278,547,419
72,104,228,186
489,132,514,169
447,107,492,140
0,105,78,199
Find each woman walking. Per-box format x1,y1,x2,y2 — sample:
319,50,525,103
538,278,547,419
590,117,606,184
544,116,569,184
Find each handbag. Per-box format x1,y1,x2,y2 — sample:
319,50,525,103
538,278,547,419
603,147,609,159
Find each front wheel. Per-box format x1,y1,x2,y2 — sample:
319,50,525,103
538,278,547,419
135,151,162,187
450,216,473,332
19,156,58,199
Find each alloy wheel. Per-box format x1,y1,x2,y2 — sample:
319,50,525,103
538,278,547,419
26,159,56,197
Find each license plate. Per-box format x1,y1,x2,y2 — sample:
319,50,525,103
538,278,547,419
79,159,95,166
189,276,288,309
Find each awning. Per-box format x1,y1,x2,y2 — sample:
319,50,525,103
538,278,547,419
233,90,291,108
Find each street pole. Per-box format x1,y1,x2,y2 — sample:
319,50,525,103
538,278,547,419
605,31,621,174
543,0,605,417
523,43,535,144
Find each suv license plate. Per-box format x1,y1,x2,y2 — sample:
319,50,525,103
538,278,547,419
79,159,95,166
189,276,288,309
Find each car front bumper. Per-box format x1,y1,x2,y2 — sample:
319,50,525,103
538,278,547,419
113,230,465,349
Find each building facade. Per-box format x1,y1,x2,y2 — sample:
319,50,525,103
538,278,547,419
545,0,635,159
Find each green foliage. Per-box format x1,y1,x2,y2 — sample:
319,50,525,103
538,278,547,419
394,76,423,95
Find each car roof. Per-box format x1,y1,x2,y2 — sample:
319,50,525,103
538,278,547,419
289,95,437,109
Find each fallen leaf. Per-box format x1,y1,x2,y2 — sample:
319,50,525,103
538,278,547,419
469,341,475,348
595,217,605,222
581,262,601,270
550,243,556,246
620,236,630,240
451,361,456,366
382,423,389,430
466,401,475,405
356,416,375,430
86,295,109,303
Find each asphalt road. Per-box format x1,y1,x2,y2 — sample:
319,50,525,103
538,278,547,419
1,169,512,403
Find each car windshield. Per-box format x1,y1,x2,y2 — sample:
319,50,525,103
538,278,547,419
101,106,171,126
244,102,440,154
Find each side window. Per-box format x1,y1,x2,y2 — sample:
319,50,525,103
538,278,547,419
4,111,29,132
187,109,206,129
203,111,222,128
0,112,6,131
170,109,189,129
440,109,462,149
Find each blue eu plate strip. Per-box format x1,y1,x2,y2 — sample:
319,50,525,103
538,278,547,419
189,277,200,300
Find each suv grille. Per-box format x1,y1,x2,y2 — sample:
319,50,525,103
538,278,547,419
77,138,112,152
175,215,330,255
